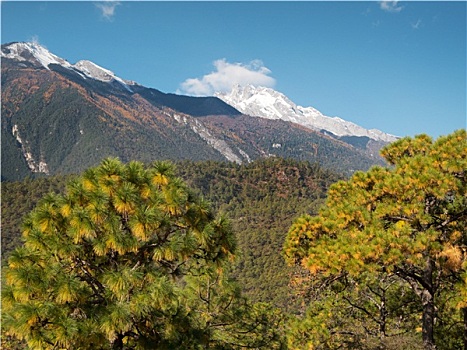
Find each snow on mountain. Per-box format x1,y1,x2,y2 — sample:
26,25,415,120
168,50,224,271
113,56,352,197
1,42,132,91
1,42,72,69
73,60,132,91
216,84,398,143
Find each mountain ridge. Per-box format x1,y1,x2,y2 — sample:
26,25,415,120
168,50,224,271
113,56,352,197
2,41,388,181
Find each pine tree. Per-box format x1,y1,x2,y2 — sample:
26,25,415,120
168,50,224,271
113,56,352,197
284,130,467,349
2,158,244,349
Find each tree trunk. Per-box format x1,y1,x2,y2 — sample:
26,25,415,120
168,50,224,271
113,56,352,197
112,333,124,350
421,290,436,350
463,307,467,350
421,259,436,350
402,259,437,350
379,290,387,340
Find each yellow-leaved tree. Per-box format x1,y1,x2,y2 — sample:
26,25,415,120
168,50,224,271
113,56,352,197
284,130,467,350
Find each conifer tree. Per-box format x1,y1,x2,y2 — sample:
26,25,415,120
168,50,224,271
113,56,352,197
2,158,285,349
284,130,467,349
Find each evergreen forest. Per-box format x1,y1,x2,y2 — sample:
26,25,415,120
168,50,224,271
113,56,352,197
2,130,466,349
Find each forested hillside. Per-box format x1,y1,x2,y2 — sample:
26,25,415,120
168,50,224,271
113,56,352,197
177,158,342,310
1,175,75,255
1,158,339,312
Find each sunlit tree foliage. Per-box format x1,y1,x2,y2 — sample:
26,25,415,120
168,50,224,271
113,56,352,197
285,130,467,349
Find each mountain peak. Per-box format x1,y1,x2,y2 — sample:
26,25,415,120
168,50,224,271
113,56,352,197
216,84,322,122
72,59,131,90
216,84,398,143
1,42,71,70
74,60,116,82
2,42,132,91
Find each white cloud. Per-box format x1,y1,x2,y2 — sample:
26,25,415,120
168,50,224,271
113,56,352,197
379,1,403,13
178,59,276,96
30,35,41,46
411,19,422,30
95,1,120,21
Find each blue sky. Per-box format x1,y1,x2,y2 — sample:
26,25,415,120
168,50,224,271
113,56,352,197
2,1,466,138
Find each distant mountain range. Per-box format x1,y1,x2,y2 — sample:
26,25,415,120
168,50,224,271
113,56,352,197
1,42,393,181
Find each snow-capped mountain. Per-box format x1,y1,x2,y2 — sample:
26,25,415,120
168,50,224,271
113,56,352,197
1,41,72,69
216,84,398,143
1,42,132,90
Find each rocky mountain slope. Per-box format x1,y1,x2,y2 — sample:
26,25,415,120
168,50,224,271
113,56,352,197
2,42,388,181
